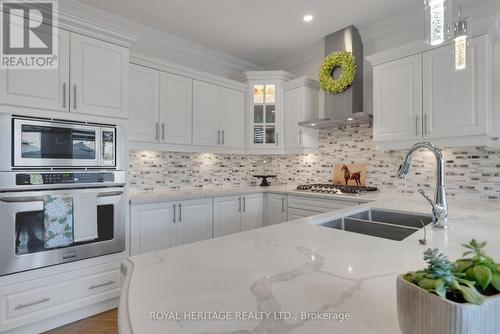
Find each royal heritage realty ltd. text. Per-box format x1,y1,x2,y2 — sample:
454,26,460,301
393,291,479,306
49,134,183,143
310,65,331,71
150,311,352,322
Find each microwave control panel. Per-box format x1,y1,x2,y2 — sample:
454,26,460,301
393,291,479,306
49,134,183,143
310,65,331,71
16,172,115,185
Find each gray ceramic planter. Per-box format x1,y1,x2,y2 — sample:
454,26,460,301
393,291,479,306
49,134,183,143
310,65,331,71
397,275,500,334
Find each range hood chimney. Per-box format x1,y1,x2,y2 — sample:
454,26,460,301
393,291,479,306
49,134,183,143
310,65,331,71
300,26,370,129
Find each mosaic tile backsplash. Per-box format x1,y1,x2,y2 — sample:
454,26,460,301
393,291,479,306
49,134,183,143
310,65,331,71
129,123,500,200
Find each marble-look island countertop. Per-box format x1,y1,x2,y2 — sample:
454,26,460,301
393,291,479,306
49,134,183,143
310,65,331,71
119,192,500,334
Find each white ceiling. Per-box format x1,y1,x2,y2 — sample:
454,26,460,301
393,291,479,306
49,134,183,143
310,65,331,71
77,0,419,67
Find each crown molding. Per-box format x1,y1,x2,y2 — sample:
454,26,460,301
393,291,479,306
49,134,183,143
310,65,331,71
366,16,499,66
283,76,320,91
60,0,261,75
233,71,295,82
131,53,247,91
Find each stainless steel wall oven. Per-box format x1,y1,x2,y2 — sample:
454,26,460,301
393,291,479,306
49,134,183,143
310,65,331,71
0,116,126,276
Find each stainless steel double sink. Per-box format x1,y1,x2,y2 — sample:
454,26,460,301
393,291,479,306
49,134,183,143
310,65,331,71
320,208,433,241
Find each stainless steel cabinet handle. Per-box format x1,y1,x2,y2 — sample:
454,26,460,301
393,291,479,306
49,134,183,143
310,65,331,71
14,298,50,310
155,123,159,141
73,85,77,109
281,197,285,212
162,123,165,141
424,114,428,137
221,130,225,145
276,132,279,146
238,197,241,212
415,115,419,136
62,83,67,108
178,203,182,223
217,130,221,145
173,204,176,223
89,280,115,290
243,197,246,212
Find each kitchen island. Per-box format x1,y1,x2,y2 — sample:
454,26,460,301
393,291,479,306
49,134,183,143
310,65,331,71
119,192,500,334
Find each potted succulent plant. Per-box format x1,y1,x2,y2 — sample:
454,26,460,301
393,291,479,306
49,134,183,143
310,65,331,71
397,240,500,334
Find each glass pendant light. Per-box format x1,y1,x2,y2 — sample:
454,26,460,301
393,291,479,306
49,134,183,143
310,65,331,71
453,7,471,70
425,0,452,46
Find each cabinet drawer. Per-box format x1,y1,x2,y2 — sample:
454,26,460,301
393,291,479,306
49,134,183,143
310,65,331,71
287,196,359,213
5,269,120,320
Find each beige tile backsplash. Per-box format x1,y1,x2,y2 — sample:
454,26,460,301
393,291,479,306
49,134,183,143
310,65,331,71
129,123,500,200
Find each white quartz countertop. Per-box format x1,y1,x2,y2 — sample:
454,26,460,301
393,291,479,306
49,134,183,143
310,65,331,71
119,192,500,334
129,185,377,204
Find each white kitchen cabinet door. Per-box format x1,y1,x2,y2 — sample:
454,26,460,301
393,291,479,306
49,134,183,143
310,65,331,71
0,29,70,112
70,33,129,118
285,88,303,148
287,208,317,221
193,80,220,146
160,72,193,145
129,64,160,142
213,196,241,237
130,203,174,255
423,36,490,139
173,198,212,246
241,194,263,231
265,193,287,226
373,54,422,142
219,87,245,148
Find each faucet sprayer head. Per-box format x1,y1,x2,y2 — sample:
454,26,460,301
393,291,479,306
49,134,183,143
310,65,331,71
396,162,411,179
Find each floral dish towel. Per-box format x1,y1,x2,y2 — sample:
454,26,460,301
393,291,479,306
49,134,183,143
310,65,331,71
43,195,74,249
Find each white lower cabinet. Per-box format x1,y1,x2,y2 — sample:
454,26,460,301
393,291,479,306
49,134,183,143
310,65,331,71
287,195,361,219
130,198,212,255
241,194,264,231
172,198,212,246
0,261,121,333
265,193,287,226
213,194,263,237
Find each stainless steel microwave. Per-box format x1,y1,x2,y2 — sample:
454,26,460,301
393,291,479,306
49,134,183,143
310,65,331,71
12,118,116,168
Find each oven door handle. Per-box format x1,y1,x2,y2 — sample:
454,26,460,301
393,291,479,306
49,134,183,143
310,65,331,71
0,191,124,203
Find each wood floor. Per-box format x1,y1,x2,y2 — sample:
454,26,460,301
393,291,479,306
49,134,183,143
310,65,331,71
43,309,117,334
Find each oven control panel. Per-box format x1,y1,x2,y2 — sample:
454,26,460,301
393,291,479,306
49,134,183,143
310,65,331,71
15,172,115,185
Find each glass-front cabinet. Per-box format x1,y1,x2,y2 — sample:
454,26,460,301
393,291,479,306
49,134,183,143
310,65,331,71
252,84,276,145
242,71,294,152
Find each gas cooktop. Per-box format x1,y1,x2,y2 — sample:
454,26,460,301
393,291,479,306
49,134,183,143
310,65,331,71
296,183,378,195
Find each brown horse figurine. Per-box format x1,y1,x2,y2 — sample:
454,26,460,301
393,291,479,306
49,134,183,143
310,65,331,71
341,165,361,186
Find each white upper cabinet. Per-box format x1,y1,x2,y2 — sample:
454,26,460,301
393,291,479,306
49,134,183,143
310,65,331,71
0,30,70,112
129,64,160,142
192,80,221,146
192,80,245,149
284,77,320,152
370,34,494,149
160,72,193,145
70,33,129,118
423,35,490,139
373,54,422,143
219,87,245,148
0,30,129,119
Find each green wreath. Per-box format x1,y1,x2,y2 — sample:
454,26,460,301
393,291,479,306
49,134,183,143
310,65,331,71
319,51,356,94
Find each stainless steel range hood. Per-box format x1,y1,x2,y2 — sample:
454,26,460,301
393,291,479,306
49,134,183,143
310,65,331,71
300,26,370,129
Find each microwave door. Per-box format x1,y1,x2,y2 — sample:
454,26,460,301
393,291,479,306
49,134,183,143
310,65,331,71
13,120,101,167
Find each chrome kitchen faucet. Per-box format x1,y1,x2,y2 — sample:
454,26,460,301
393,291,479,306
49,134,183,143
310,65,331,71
396,142,448,229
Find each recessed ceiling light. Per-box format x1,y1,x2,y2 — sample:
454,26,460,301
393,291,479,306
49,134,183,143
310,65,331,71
347,117,354,121
303,14,313,22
